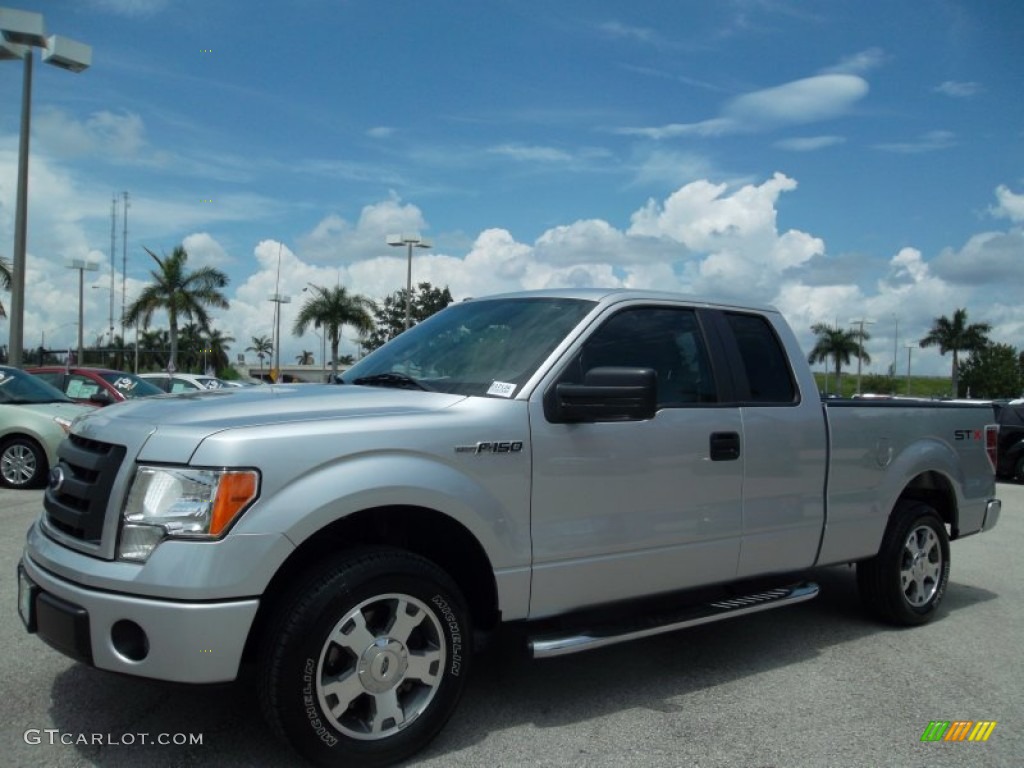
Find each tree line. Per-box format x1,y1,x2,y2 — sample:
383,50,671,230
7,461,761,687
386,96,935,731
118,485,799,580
0,246,454,379
809,308,1021,399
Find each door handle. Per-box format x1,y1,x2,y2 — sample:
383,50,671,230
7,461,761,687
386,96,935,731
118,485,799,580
710,431,741,461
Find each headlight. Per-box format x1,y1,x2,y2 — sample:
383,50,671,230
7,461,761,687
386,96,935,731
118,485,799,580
118,466,260,562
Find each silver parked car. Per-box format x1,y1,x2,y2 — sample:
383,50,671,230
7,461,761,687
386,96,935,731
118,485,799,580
0,366,93,489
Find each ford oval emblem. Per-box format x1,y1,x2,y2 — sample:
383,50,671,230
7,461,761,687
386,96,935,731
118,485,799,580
48,467,65,494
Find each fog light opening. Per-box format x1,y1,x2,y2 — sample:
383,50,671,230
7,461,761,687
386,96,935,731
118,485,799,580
111,620,149,662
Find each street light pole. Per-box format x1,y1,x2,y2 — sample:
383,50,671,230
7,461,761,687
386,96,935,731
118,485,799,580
386,233,432,329
906,343,916,396
69,259,98,364
849,318,875,395
1,7,91,367
268,243,289,382
268,294,292,382
7,42,30,368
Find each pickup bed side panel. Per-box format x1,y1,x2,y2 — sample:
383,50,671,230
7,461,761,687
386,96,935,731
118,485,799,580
819,402,995,564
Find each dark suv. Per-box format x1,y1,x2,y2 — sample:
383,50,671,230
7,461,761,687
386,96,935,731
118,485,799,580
26,367,163,406
993,402,1024,481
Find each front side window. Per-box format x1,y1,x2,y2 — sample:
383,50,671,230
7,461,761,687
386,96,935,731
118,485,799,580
342,297,596,397
562,307,718,408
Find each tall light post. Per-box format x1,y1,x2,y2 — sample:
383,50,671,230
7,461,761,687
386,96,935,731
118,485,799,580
118,291,140,374
386,233,432,329
268,293,290,381
891,314,899,385
68,259,98,364
849,318,875,395
1,7,91,367
268,243,289,382
906,343,917,396
303,283,329,381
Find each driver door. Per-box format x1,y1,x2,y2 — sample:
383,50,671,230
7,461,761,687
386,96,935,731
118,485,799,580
527,305,744,618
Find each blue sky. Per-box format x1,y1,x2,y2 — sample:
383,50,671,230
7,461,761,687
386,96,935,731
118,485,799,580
1,0,1022,376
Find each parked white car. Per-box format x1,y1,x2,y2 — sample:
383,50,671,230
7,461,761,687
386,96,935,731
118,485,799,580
0,366,93,489
139,373,232,393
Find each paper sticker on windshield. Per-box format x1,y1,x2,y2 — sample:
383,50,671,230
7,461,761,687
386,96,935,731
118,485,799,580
487,381,516,398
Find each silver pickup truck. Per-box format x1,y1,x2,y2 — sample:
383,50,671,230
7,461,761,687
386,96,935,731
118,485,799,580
19,289,1001,767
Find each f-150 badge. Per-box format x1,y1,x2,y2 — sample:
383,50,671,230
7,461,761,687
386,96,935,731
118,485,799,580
455,441,524,454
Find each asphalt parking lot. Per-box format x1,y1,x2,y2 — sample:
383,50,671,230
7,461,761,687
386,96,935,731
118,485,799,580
1,484,1021,768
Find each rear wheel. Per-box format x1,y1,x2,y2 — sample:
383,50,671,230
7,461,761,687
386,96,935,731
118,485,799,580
857,501,950,626
258,548,471,767
0,436,47,489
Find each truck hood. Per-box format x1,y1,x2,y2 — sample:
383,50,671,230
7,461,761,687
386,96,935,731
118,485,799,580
72,383,467,434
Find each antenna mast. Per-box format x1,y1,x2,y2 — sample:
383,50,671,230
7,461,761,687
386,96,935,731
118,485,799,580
109,195,117,352
121,191,129,340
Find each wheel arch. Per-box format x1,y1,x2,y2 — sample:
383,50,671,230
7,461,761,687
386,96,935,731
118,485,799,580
893,470,957,534
243,505,500,663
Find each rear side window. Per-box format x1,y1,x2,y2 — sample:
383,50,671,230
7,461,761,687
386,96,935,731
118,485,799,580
724,313,796,404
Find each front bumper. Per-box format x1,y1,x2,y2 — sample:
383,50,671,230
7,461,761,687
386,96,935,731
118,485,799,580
19,553,259,683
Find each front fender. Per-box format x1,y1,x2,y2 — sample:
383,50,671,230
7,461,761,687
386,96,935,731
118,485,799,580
230,451,530,573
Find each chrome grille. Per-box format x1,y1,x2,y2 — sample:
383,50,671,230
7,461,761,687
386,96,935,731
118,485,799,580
44,433,126,544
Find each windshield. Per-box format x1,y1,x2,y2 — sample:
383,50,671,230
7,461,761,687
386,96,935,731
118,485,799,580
342,297,595,397
98,372,164,399
0,367,74,405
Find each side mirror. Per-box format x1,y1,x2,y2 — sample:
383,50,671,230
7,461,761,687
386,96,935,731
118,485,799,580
547,366,657,423
88,390,115,406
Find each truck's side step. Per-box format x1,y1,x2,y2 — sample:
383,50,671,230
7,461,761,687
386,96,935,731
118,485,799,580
528,582,819,658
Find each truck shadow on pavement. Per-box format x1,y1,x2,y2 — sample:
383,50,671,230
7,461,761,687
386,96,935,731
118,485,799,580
44,565,997,767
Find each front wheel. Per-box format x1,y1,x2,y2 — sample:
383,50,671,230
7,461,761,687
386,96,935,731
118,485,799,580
857,501,950,626
258,548,471,767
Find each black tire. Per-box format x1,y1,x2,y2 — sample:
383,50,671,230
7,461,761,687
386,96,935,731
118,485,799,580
0,436,47,489
857,501,950,626
1014,455,1024,483
258,548,471,768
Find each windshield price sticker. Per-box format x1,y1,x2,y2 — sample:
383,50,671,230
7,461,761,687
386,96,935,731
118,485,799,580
486,381,516,398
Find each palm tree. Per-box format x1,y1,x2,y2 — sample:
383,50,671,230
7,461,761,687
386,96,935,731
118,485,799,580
293,284,374,381
205,328,236,373
124,245,229,371
178,322,205,371
139,328,169,371
808,323,871,395
919,308,992,397
0,254,11,318
247,335,273,381
296,350,315,365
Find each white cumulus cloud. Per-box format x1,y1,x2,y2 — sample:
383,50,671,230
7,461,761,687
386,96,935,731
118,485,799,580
993,185,1024,222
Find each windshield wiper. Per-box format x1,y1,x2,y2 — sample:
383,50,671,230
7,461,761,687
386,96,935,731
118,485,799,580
351,372,432,391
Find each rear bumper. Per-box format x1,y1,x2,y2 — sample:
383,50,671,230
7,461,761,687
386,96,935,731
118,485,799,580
982,498,1001,532
19,553,258,683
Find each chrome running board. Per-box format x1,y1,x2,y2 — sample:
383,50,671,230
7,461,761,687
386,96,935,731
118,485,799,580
529,582,819,658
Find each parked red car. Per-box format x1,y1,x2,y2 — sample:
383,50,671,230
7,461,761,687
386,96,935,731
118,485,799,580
25,367,163,406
